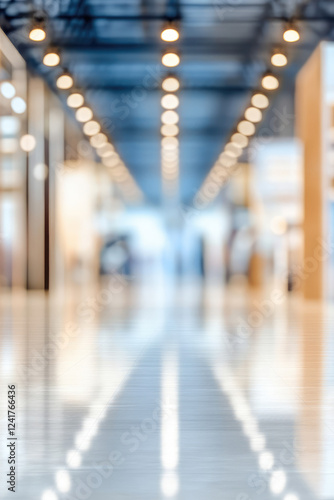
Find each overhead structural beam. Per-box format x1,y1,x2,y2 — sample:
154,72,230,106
83,85,254,92
22,41,318,54
166,0,182,20
4,12,334,22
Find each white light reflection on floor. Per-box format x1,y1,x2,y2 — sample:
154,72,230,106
213,363,303,500
55,469,71,492
41,490,58,500
37,309,160,500
284,493,299,500
66,449,82,468
161,349,179,497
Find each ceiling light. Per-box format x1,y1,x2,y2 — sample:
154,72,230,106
162,147,178,156
162,159,179,167
237,120,255,136
245,106,262,123
162,52,180,68
162,145,178,154
29,26,46,42
161,94,179,109
271,50,288,67
29,14,46,41
219,153,236,168
161,27,179,42
162,77,180,92
231,132,248,148
162,163,178,171
162,153,178,162
67,93,84,108
261,72,279,90
225,142,242,157
161,110,179,125
43,50,60,67
161,124,179,137
90,133,107,148
0,81,16,99
11,97,26,114
20,134,36,152
97,143,114,157
251,93,269,109
56,73,73,90
161,137,179,149
102,154,120,168
162,151,178,161
83,120,100,136
283,25,300,43
75,106,93,122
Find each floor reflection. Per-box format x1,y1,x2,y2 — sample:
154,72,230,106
0,280,333,499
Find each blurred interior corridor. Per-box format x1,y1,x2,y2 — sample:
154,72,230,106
0,1,334,500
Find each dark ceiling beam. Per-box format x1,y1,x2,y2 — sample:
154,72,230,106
240,0,277,78
140,0,156,35
22,41,317,54
179,0,333,7
166,0,182,20
64,0,87,37
82,85,255,92
97,128,234,138
4,12,334,22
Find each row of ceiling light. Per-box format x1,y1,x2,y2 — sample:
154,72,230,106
160,25,181,198
196,22,301,205
27,15,300,204
27,16,143,202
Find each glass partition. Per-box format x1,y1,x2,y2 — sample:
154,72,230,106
0,30,27,288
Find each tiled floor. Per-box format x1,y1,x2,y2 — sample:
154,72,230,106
0,279,333,500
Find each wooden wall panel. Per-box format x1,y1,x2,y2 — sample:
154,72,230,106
296,45,325,300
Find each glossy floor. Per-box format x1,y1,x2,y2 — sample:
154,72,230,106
0,279,333,500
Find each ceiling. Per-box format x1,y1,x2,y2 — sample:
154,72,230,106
1,0,334,204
